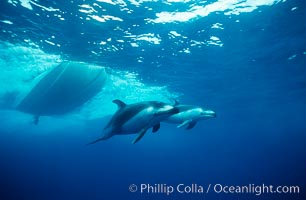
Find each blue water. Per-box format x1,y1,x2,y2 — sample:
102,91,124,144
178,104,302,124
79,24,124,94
0,0,306,199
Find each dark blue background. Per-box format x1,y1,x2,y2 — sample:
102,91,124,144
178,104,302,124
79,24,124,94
0,0,305,199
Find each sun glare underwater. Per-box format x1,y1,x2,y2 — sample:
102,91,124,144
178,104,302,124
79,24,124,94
0,0,306,200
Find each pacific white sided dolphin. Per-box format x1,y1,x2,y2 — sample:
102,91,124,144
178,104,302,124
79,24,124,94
87,100,179,144
164,102,216,129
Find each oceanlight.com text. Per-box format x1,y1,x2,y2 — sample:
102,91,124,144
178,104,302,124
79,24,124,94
213,183,300,196
128,183,300,196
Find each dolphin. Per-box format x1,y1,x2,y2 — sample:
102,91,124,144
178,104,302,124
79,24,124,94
87,99,179,144
164,102,216,130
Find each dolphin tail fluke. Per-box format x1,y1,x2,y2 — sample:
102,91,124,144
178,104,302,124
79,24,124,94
132,128,148,144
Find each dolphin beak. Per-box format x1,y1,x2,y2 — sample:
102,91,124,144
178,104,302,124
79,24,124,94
203,110,216,118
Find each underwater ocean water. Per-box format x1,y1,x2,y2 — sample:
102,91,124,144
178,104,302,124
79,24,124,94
0,0,306,199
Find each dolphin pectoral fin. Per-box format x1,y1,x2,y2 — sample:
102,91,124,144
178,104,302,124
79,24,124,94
177,120,191,129
132,128,148,144
152,123,160,133
186,121,197,130
86,134,111,145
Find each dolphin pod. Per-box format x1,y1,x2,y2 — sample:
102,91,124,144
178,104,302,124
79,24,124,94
88,100,216,144
7,61,216,143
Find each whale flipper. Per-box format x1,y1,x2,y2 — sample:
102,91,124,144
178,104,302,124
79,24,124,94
152,123,160,133
132,128,148,144
186,121,197,130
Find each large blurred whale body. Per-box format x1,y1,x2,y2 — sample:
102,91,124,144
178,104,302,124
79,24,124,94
16,61,107,122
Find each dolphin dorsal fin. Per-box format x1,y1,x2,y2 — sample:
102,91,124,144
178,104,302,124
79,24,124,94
112,99,127,110
174,99,180,106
